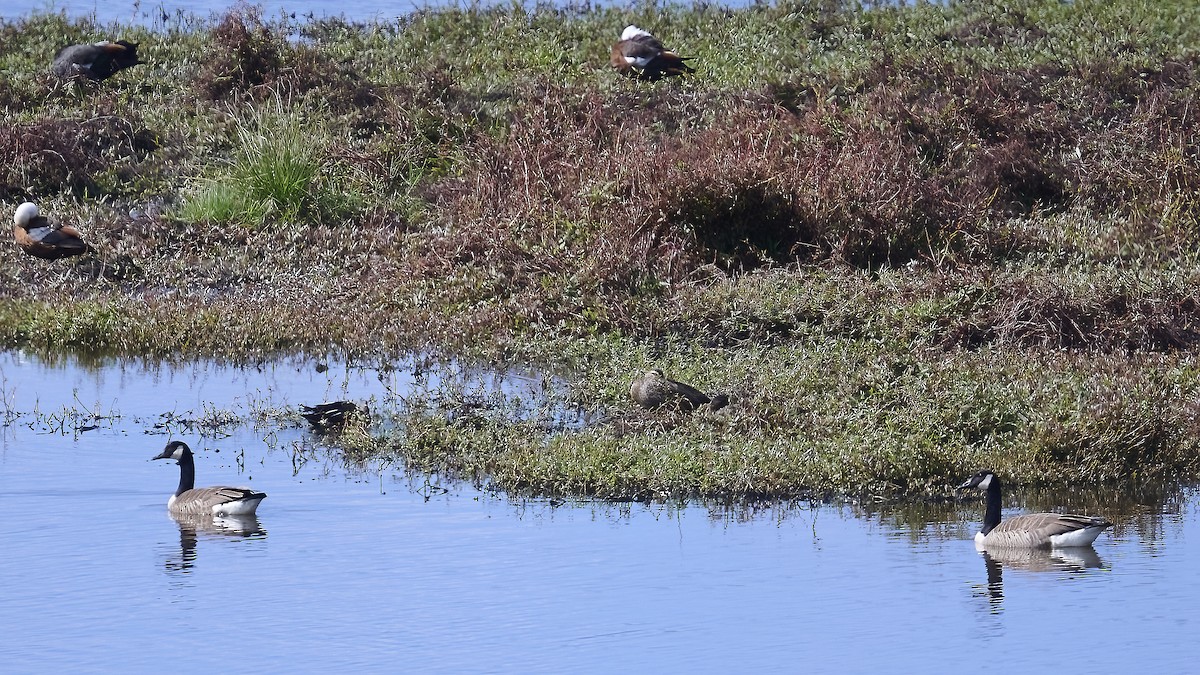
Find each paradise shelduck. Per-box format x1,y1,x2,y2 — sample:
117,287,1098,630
610,25,695,81
630,369,728,412
12,202,94,260
51,40,143,81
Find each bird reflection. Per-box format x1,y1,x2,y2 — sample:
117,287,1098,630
974,547,1105,613
163,512,266,574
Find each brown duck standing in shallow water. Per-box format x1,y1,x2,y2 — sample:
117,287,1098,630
12,202,94,260
610,25,695,81
630,369,729,412
51,40,143,81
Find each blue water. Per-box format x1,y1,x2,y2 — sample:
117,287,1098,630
0,352,1196,672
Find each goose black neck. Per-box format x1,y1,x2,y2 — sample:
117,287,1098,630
176,452,195,497
981,476,1002,535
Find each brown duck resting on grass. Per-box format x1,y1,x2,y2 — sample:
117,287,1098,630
12,202,94,260
610,25,695,81
51,40,143,81
630,369,729,412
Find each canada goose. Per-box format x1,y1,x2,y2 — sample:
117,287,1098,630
299,401,362,431
12,202,94,260
630,369,729,411
610,26,695,81
959,470,1111,548
51,40,143,81
152,440,266,517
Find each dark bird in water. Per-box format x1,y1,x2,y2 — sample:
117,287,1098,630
51,40,143,81
12,202,94,260
959,470,1112,549
300,401,363,431
153,440,267,517
610,25,695,81
630,369,728,412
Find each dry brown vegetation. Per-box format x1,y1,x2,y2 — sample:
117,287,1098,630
0,111,158,200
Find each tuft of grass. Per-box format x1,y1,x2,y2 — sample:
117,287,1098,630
180,98,359,227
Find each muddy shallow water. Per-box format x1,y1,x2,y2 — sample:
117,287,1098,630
0,352,1195,672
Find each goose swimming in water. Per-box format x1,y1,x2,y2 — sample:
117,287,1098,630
153,440,266,517
629,369,728,412
12,202,94,260
610,26,695,81
51,40,143,81
959,470,1111,549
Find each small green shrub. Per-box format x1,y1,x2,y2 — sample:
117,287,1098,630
180,99,358,227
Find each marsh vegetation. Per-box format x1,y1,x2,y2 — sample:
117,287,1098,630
2,1,1200,499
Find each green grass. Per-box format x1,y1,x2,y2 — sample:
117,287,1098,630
360,335,1200,501
179,98,359,226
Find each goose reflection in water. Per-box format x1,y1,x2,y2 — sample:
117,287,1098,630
975,547,1105,613
163,512,266,574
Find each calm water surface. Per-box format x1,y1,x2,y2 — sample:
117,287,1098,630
0,352,1195,672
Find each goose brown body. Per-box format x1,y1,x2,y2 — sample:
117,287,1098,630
153,440,266,517
168,486,265,517
981,513,1111,548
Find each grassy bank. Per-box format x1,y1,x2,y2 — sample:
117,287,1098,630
2,1,1200,499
